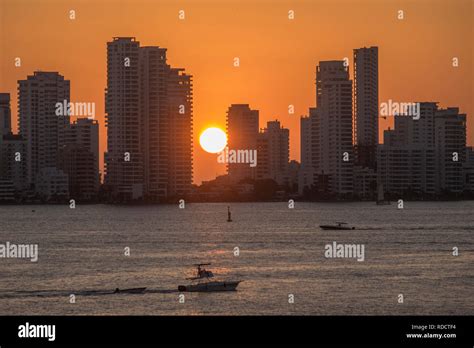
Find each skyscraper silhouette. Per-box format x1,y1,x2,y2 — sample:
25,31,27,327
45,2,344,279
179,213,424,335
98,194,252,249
18,72,70,186
226,104,259,183
105,37,193,202
257,120,289,185
353,47,378,170
378,103,466,197
105,37,144,201
59,119,100,201
0,93,27,201
0,93,11,137
311,61,354,196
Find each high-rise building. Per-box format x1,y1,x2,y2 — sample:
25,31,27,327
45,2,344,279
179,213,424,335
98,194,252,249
105,37,193,202
378,103,466,197
378,102,438,196
105,37,143,201
463,147,474,193
0,93,12,177
139,46,169,200
166,68,193,198
18,72,70,186
0,93,11,138
299,113,313,195
59,118,100,201
435,107,466,194
1,134,27,193
310,61,354,196
35,166,69,202
226,104,259,183
256,132,269,181
0,93,27,201
258,120,289,185
353,47,378,169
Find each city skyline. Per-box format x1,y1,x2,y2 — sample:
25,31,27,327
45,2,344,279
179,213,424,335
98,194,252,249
1,47,472,202
0,2,473,339
0,0,472,184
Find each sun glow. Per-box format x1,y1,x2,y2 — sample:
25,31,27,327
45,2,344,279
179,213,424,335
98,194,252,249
199,127,227,154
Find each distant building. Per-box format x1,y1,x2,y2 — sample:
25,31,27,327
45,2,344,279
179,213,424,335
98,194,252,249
378,103,466,197
288,160,300,191
139,46,169,200
378,147,436,197
1,134,28,193
299,114,313,195
226,104,259,183
105,37,144,201
0,94,15,203
378,103,437,196
105,37,193,202
435,107,466,194
353,47,378,170
18,72,70,186
59,119,100,201
309,61,354,196
0,93,28,200
166,67,193,199
0,93,11,137
256,132,269,181
35,167,69,202
463,147,474,193
257,120,289,185
0,180,15,203
353,166,377,200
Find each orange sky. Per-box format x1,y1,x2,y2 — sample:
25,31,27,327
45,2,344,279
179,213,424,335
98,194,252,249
1,0,472,184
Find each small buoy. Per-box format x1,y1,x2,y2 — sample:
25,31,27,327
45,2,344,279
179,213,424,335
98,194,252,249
227,206,232,222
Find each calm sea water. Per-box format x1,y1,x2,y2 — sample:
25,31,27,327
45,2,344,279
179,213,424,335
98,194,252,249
0,202,473,315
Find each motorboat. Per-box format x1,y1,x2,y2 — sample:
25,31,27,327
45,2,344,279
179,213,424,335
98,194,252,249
113,287,146,294
319,222,355,230
178,263,241,292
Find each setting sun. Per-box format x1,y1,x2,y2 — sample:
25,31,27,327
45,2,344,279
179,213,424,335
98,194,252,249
199,127,227,153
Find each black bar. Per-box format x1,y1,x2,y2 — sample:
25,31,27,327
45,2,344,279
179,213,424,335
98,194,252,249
0,316,472,346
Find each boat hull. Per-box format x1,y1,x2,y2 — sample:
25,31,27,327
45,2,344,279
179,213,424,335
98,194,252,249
114,287,147,294
319,225,355,230
178,281,241,292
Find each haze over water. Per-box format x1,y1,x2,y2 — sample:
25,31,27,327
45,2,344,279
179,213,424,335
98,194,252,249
0,202,473,315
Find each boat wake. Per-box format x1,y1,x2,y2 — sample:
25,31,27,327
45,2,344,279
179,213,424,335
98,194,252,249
0,288,178,299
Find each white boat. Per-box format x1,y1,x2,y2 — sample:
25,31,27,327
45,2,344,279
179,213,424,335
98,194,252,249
178,263,241,292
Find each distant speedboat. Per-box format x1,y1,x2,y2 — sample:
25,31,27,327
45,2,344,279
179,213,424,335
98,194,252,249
113,287,146,294
319,222,355,230
178,263,241,292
